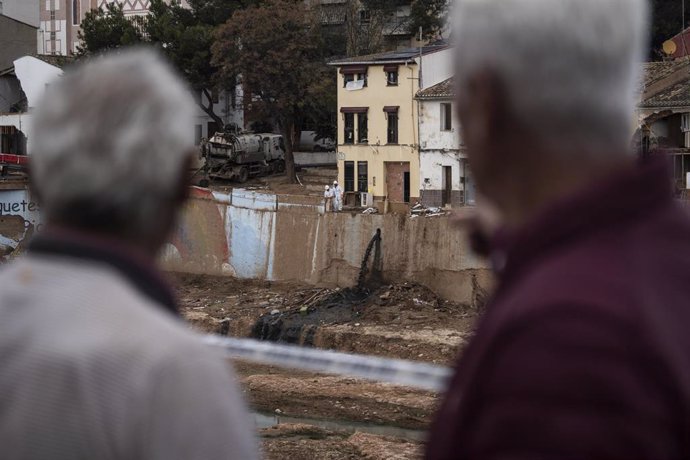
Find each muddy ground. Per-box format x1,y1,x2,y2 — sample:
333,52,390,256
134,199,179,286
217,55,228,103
170,273,481,459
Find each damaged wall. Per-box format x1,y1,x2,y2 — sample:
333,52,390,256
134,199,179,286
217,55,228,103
164,188,492,303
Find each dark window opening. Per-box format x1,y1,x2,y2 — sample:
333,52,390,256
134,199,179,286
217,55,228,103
72,0,80,25
403,171,410,203
387,113,398,144
357,161,368,192
343,73,354,88
441,103,452,131
344,113,354,144
344,161,355,192
359,9,371,23
387,71,398,86
357,112,368,143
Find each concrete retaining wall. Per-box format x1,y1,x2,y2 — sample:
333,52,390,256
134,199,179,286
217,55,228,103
0,184,492,303
165,187,491,303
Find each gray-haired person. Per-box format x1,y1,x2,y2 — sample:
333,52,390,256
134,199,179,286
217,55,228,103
0,49,258,459
428,0,690,459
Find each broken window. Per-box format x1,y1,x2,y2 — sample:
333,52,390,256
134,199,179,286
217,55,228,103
344,113,354,144
344,161,355,192
441,103,452,131
357,112,368,143
357,161,368,192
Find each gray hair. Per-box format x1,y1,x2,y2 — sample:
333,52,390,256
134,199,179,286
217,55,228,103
453,0,649,153
31,48,196,241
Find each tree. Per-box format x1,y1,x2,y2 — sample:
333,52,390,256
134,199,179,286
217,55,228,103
78,0,256,127
408,0,449,40
213,0,327,183
77,3,144,54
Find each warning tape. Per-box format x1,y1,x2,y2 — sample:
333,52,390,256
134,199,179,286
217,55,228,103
202,335,453,392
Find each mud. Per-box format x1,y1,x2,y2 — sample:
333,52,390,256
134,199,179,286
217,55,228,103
260,424,422,460
172,273,480,459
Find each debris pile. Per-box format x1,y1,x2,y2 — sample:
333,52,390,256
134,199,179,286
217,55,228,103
410,203,446,218
250,281,474,345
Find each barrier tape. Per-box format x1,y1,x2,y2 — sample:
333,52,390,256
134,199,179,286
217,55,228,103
202,335,453,392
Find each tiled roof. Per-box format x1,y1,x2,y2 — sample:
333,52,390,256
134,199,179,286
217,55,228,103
639,76,690,109
328,44,449,66
415,77,454,99
640,58,690,90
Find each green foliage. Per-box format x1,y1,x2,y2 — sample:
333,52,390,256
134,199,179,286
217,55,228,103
77,3,144,55
408,0,449,40
213,0,331,181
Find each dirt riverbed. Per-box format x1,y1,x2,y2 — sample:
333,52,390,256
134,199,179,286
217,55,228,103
170,273,481,459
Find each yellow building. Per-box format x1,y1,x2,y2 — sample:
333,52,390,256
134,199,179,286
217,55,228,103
329,45,452,212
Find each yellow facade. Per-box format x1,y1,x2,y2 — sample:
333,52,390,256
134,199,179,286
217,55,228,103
335,63,420,208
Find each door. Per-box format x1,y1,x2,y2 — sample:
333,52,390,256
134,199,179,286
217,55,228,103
442,166,452,206
385,162,410,203
344,161,355,192
357,161,368,192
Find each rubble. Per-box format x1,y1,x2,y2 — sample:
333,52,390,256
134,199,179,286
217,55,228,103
410,203,446,218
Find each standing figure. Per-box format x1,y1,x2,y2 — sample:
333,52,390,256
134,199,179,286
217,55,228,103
332,180,343,212
323,185,333,212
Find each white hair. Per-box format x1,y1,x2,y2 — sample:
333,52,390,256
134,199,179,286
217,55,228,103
453,0,649,153
31,48,196,240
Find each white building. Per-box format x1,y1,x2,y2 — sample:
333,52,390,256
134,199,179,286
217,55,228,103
0,56,63,155
416,77,475,207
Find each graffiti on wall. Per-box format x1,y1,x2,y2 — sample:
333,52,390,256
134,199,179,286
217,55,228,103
0,188,41,259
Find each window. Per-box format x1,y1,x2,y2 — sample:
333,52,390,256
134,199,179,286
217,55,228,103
50,31,56,40
357,112,368,143
344,113,354,144
383,107,398,144
50,10,55,20
386,71,398,86
357,161,368,192
682,113,690,132
211,89,220,104
359,9,371,23
343,73,367,88
72,0,80,25
344,161,355,192
441,103,452,131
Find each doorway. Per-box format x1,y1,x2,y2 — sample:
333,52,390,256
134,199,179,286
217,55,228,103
385,162,410,203
441,166,452,206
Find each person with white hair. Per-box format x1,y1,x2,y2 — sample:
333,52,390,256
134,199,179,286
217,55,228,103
332,180,343,212
427,1,690,459
0,49,258,459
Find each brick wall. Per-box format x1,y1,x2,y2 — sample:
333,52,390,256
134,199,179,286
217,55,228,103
420,189,465,208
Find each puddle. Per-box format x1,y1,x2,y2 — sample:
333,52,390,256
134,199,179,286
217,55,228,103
254,412,427,442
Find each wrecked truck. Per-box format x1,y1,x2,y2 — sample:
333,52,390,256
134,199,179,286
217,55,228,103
200,132,286,184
